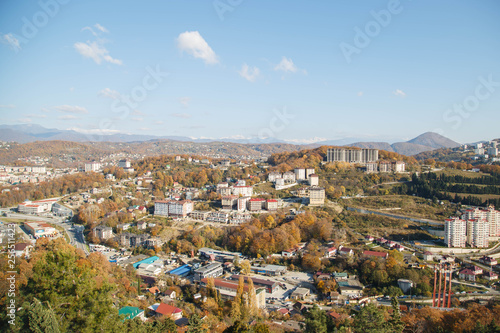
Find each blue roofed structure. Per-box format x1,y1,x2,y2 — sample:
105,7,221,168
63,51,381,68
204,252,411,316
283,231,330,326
132,256,159,269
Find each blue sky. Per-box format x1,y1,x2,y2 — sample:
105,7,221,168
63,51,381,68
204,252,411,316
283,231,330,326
0,0,499,144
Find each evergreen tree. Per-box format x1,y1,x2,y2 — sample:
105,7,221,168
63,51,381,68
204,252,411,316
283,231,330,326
26,298,60,333
388,297,405,333
303,304,327,333
187,314,207,333
352,303,390,333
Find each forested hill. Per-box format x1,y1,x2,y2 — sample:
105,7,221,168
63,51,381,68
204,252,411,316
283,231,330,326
0,140,307,167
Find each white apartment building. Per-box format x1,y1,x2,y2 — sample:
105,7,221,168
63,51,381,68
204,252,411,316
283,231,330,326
294,168,306,180
305,168,315,179
232,185,253,197
467,219,490,248
154,200,193,217
283,171,296,182
268,172,282,182
326,148,379,164
462,206,500,237
118,159,131,168
445,218,467,248
85,162,102,172
309,174,319,186
309,186,325,206
18,199,58,214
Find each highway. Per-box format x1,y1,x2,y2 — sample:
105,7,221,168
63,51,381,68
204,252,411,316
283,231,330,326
3,212,90,255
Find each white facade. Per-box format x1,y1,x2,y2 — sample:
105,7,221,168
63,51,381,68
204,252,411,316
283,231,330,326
232,185,253,197
294,168,306,180
154,200,193,217
467,219,490,248
85,162,102,172
445,218,467,248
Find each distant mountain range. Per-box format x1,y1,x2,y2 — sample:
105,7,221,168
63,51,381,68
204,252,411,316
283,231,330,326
344,132,461,156
0,124,460,155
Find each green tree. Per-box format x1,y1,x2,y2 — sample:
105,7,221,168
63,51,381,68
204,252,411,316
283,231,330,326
303,304,327,333
352,304,389,333
388,297,405,333
187,313,207,333
26,298,60,333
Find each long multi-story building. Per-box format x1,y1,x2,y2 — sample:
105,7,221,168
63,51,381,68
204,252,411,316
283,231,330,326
445,217,467,248
466,219,490,248
193,262,223,281
326,148,378,164
93,225,113,240
84,162,102,172
154,200,193,218
232,185,253,197
462,206,500,237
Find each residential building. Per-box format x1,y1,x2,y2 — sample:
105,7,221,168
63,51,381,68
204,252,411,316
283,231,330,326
444,217,467,248
237,196,250,211
154,200,193,218
291,287,310,300
283,171,296,182
232,185,253,197
397,279,414,294
118,160,131,168
193,262,223,281
462,206,500,237
305,168,315,179
150,303,183,320
294,168,306,181
93,225,113,240
248,198,266,211
393,161,406,173
119,306,146,321
265,199,278,211
363,250,388,260
308,174,319,186
466,219,490,248
206,211,229,223
18,198,58,214
222,195,238,210
268,172,282,182
479,256,497,266
326,148,378,164
189,210,210,220
378,161,392,173
324,247,337,258
84,162,102,172
308,186,325,206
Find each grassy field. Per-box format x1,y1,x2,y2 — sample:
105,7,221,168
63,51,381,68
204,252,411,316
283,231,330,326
435,169,488,178
443,192,500,200
347,195,457,221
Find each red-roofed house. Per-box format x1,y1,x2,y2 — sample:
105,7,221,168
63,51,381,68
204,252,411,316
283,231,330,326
479,256,498,266
363,250,389,260
265,199,278,211
324,247,337,258
459,268,482,281
282,248,296,258
483,271,498,281
338,246,354,256
152,303,183,320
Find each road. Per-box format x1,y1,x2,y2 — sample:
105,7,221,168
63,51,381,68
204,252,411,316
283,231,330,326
346,207,443,226
5,212,89,255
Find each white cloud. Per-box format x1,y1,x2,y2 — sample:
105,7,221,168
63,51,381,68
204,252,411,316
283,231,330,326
99,88,121,99
132,110,144,115
274,57,298,73
393,89,407,98
94,23,109,33
17,118,32,123
68,127,119,135
238,64,260,82
285,137,328,144
179,97,190,108
171,113,191,119
0,104,15,108
58,115,78,120
131,117,143,122
82,23,109,37
1,33,21,51
54,105,88,114
74,41,122,65
139,127,151,131
155,120,164,125
177,31,218,65
357,91,364,97
26,114,47,119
